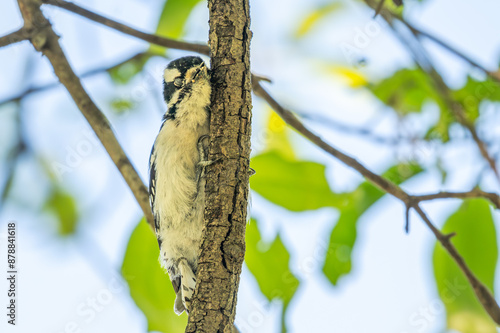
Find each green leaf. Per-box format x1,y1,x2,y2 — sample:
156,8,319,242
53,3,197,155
44,188,78,236
294,2,343,38
425,108,453,142
451,76,500,123
369,68,440,115
426,77,500,142
150,0,203,54
323,163,423,285
250,151,340,212
121,219,186,333
108,53,151,85
110,98,136,114
433,199,498,333
383,0,404,15
369,67,452,141
265,109,295,160
246,218,299,332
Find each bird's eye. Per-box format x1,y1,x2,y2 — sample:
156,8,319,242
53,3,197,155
173,78,183,88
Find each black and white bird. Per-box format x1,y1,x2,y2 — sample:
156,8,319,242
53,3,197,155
149,56,212,315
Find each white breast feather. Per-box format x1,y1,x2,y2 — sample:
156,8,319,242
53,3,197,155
152,79,211,265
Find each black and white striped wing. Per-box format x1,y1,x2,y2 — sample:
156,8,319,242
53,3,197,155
148,144,160,234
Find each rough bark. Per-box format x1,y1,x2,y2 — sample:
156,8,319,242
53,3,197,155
185,0,252,332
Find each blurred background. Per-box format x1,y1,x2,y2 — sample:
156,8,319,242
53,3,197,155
1,0,500,332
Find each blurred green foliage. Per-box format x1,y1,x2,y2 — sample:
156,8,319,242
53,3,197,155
108,52,151,85
44,188,78,236
323,163,423,285
122,219,187,332
150,0,203,55
250,151,340,211
369,68,500,141
109,98,136,114
433,199,498,333
246,218,300,332
369,68,440,115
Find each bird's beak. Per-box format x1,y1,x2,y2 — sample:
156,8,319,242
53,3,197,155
192,63,207,82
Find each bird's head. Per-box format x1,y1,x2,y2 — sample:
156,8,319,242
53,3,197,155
163,56,210,109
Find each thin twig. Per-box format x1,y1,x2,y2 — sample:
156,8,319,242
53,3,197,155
295,110,404,145
16,0,154,228
0,28,29,47
414,189,500,209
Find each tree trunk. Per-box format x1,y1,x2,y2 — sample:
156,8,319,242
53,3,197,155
185,0,252,332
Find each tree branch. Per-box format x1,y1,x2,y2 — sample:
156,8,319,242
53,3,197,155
0,28,30,47
15,0,154,228
414,189,500,209
254,78,500,326
185,0,252,331
41,0,209,55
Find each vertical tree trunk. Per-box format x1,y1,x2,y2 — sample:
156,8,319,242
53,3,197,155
185,0,252,332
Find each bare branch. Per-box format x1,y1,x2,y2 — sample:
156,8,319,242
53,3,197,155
41,0,209,55
292,110,399,145
0,28,29,48
16,0,154,228
414,189,500,209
